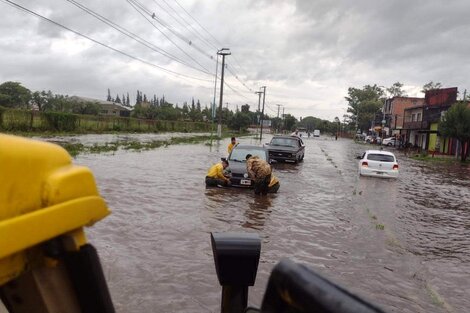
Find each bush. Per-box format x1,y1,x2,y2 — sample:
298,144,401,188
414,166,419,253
43,112,78,131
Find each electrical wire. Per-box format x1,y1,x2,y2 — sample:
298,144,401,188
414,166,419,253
127,0,212,74
0,0,213,82
63,0,209,74
155,0,217,51
172,0,223,48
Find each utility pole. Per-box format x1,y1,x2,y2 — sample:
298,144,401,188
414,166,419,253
212,54,219,122
217,48,231,138
260,86,266,141
255,91,263,137
282,107,285,133
276,104,282,134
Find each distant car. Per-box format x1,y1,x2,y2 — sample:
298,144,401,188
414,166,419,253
313,129,320,137
382,137,401,146
227,144,269,188
365,135,376,143
358,150,399,178
265,135,305,163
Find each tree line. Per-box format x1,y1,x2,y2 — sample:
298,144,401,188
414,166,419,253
0,80,344,133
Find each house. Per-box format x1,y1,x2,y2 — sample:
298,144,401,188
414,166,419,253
402,87,458,152
372,96,424,138
384,97,425,137
403,105,426,148
69,96,131,117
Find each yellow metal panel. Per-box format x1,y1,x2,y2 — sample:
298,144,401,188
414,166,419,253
0,196,109,260
0,135,71,220
43,165,100,206
0,135,111,285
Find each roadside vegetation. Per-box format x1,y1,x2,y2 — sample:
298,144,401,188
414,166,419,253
58,134,234,157
0,80,345,136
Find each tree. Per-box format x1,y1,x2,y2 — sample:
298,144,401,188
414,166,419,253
115,94,121,104
107,88,112,102
0,81,32,108
126,93,130,107
31,91,49,111
241,104,250,113
387,82,407,97
228,111,251,131
283,114,297,131
439,102,470,161
70,99,100,115
422,81,442,93
345,84,383,132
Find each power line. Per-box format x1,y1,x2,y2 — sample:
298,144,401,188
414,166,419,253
64,0,209,75
157,0,218,51
155,0,258,98
172,0,223,48
127,0,212,74
0,0,213,82
146,2,214,60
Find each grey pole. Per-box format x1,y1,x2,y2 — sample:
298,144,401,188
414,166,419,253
260,86,266,141
217,49,231,138
212,54,219,122
255,91,262,136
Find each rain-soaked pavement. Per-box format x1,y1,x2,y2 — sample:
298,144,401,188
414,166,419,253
71,134,469,313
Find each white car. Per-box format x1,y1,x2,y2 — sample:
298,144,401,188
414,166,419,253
358,150,399,178
382,137,401,146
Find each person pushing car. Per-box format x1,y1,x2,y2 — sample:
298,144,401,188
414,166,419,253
205,159,231,187
245,154,272,195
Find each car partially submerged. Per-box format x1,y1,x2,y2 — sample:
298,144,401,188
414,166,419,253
265,135,305,163
227,144,269,187
358,150,399,178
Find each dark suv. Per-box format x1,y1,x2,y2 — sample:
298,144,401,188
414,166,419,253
227,144,269,188
265,136,305,163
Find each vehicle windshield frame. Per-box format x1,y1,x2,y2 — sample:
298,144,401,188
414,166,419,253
229,148,267,162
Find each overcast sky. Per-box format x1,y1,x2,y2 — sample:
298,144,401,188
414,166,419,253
1,0,469,121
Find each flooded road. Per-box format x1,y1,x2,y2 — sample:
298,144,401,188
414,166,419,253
74,135,470,313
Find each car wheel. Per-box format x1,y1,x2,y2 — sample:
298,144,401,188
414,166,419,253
387,143,392,146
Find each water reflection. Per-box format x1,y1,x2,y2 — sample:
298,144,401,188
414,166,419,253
242,196,273,230
68,134,470,313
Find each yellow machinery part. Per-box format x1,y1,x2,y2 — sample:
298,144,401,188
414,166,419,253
0,134,110,286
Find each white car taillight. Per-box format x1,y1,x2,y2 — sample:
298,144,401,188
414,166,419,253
361,161,368,167
393,164,399,170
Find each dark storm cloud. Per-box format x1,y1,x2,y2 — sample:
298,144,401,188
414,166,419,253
0,0,469,120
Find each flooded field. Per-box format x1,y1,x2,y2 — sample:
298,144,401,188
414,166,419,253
72,134,470,313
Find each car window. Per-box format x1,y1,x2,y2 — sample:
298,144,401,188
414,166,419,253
366,154,395,162
270,137,298,147
229,148,266,162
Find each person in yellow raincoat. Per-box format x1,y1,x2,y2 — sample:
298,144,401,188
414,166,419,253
268,174,280,193
227,137,237,154
206,159,231,187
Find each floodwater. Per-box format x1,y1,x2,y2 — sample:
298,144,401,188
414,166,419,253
71,134,470,313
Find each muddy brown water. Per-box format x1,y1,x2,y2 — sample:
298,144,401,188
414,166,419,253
71,135,470,313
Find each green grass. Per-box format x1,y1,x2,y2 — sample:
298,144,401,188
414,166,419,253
54,133,238,157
